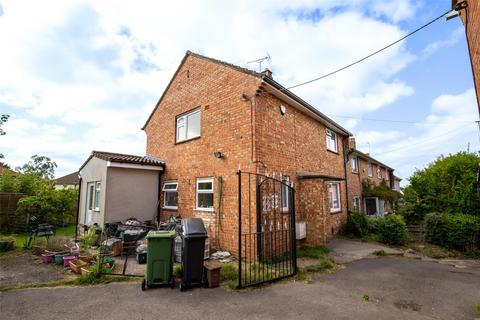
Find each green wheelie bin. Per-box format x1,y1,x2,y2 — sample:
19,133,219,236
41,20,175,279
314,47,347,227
141,230,176,290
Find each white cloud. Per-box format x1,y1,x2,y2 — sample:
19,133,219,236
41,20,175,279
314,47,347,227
0,0,419,176
421,27,464,59
361,88,479,183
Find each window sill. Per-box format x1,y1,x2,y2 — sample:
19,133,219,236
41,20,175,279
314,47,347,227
93,209,100,212
175,136,201,145
330,209,342,214
162,207,178,211
351,171,359,174
327,148,339,155
195,208,214,212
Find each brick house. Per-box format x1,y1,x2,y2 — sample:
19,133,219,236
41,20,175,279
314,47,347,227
143,51,352,254
451,0,480,115
346,138,397,216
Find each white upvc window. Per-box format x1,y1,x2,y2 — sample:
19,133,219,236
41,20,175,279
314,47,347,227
328,182,341,213
377,166,382,179
94,182,101,210
367,162,372,177
162,181,178,209
87,182,95,211
176,109,201,142
351,156,358,173
280,176,291,212
196,177,214,211
353,196,361,211
326,129,337,152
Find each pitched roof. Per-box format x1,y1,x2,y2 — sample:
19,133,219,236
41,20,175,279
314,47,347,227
350,148,393,170
79,151,165,171
54,171,80,186
142,50,352,136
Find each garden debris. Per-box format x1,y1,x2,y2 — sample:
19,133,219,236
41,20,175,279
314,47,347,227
211,251,232,263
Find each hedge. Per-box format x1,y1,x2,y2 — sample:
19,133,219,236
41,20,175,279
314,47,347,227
376,215,409,246
425,213,480,253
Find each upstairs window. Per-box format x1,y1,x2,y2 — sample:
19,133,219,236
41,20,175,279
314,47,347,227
326,129,337,152
162,181,178,209
196,177,214,211
176,109,200,142
328,182,341,213
377,167,382,179
367,162,372,177
351,156,358,173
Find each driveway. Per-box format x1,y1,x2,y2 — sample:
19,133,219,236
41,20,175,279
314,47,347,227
1,257,479,320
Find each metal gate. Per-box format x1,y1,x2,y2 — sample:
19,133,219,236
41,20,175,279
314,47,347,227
237,170,297,288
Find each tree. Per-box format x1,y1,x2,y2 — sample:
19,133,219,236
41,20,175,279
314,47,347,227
0,114,9,159
16,155,58,180
402,151,480,221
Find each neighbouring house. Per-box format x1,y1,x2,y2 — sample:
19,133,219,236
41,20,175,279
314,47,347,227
77,151,164,230
142,51,352,254
54,171,80,189
346,137,400,216
451,0,480,115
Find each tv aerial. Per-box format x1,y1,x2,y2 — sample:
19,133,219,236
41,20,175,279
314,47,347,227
247,53,271,72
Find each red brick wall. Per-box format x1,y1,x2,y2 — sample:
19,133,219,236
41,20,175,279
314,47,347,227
346,155,392,210
145,54,261,254
459,0,480,114
253,91,348,245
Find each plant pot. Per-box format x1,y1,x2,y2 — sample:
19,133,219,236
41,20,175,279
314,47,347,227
69,259,87,274
63,256,76,268
0,239,14,252
41,253,55,264
54,253,69,265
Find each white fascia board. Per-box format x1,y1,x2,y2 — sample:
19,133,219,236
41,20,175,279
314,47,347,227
107,161,164,171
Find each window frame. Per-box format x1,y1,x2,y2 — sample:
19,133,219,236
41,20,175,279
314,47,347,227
351,156,358,173
353,196,361,211
325,129,338,152
87,182,95,211
176,108,201,143
196,177,214,212
280,176,291,213
327,182,342,213
367,162,373,177
377,166,382,179
94,182,101,211
162,181,179,210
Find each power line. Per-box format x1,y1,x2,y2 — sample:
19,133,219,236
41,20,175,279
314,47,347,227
282,8,452,91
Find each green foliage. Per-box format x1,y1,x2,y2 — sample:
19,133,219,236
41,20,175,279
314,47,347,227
373,249,387,256
362,293,370,302
362,179,401,203
341,211,369,238
173,263,183,278
376,215,409,245
366,216,382,234
402,152,480,221
297,246,329,259
0,114,9,159
475,301,480,314
220,264,237,282
16,155,57,180
425,213,480,253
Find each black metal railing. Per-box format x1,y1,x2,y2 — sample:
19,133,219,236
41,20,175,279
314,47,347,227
237,170,296,288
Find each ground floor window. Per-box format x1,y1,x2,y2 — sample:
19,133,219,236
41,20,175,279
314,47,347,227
328,182,341,213
281,176,291,212
196,177,214,211
353,196,361,211
162,181,178,209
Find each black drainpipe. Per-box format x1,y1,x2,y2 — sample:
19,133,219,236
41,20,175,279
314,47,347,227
343,137,350,213
74,176,82,242
156,167,164,226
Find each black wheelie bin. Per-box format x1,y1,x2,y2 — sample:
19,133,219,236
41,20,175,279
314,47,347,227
179,218,208,291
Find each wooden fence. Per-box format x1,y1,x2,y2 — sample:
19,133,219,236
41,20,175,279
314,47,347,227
0,193,25,233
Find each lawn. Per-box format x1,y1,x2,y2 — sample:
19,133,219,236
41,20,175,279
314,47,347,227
8,224,76,250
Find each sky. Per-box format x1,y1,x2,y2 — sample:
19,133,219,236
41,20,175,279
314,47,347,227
0,0,478,185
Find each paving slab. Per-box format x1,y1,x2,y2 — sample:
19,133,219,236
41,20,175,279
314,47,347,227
327,238,402,264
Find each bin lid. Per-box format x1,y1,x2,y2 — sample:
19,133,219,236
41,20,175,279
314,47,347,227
146,230,176,239
181,218,207,237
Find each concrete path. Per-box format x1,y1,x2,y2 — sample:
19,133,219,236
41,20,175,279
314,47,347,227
2,257,479,320
327,238,402,263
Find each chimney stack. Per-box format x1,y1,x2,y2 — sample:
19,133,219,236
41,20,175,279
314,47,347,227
261,68,273,78
349,137,356,150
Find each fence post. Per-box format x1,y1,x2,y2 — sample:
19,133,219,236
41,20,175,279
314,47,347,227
237,170,242,288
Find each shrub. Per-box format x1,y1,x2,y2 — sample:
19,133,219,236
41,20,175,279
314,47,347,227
341,211,369,238
366,216,381,234
425,213,446,246
377,215,409,246
425,213,480,253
